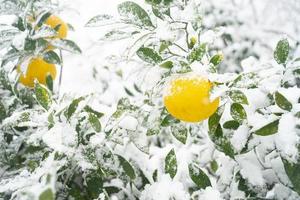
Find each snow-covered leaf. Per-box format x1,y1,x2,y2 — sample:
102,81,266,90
160,61,173,69
274,91,292,111
0,101,6,122
88,113,101,132
188,164,211,189
171,124,187,144
64,96,85,120
223,120,240,130
100,30,139,41
274,39,289,65
165,148,177,178
187,44,206,62
85,14,116,27
229,90,248,105
230,103,247,123
118,1,154,29
35,83,52,110
137,47,163,65
39,188,54,200
283,158,300,195
254,119,279,136
118,155,136,180
43,51,61,64
50,39,82,54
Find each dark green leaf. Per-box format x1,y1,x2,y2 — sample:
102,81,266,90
46,75,53,92
86,171,103,199
210,160,218,173
230,103,247,123
254,119,279,136
223,120,240,130
37,12,51,27
189,164,211,189
229,90,248,105
43,51,61,64
118,155,136,180
34,83,52,110
274,39,289,64
137,47,163,64
275,91,292,111
165,148,177,178
208,106,224,134
118,1,154,29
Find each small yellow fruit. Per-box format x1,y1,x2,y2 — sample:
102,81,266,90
18,57,57,88
163,74,220,122
45,15,68,39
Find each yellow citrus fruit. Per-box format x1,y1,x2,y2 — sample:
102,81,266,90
45,15,68,39
163,74,220,122
18,57,57,88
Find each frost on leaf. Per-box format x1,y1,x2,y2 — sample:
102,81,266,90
188,163,211,189
85,14,116,27
171,123,188,144
165,148,177,178
118,1,154,29
274,39,289,64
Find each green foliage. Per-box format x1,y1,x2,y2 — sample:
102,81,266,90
274,39,289,64
254,119,279,136
137,47,163,64
274,91,292,111
283,158,300,195
118,155,136,180
118,1,154,29
188,164,211,189
230,103,247,123
34,83,52,110
39,188,54,200
171,123,188,144
229,90,248,105
165,148,177,178
43,51,61,64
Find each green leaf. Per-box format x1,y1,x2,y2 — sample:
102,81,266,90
283,158,300,195
230,103,247,123
208,106,224,134
229,90,248,105
159,41,171,53
189,164,211,189
223,120,240,130
160,61,173,69
0,101,6,123
24,38,36,51
85,14,115,27
165,148,177,178
137,47,163,64
39,188,54,200
187,44,206,63
84,105,104,118
161,114,180,127
151,6,170,20
65,96,85,120
171,124,188,144
37,12,52,27
118,1,154,29
146,0,162,5
88,113,101,132
43,51,61,64
275,91,292,111
35,83,52,110
46,74,53,92
118,155,136,180
86,171,103,199
274,39,289,64
254,119,280,136
100,30,139,41
50,39,82,54
210,54,223,66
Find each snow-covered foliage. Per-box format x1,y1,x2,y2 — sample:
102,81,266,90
1,0,300,200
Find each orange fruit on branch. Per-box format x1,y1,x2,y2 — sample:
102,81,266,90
163,74,220,122
44,15,68,39
18,57,57,88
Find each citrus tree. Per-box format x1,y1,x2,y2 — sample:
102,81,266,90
0,0,300,200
